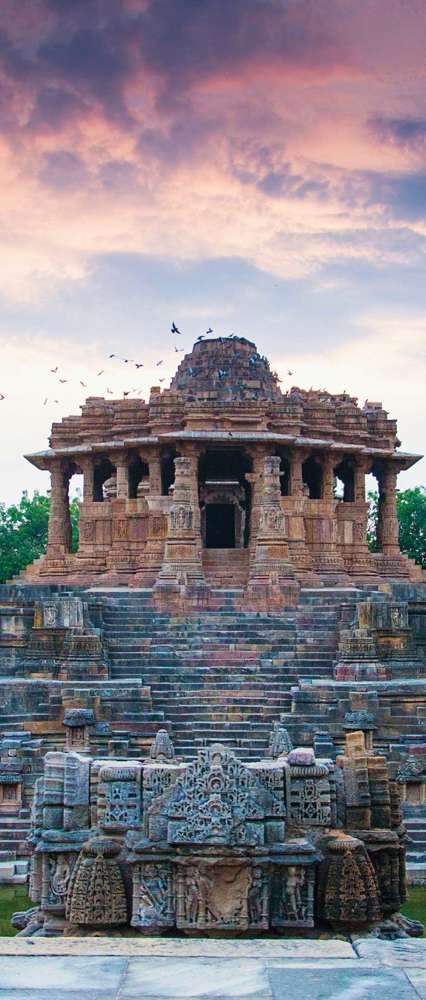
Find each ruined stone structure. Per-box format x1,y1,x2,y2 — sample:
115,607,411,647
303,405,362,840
1,336,425,921
16,731,422,936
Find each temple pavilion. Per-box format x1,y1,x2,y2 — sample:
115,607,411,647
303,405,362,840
24,336,423,606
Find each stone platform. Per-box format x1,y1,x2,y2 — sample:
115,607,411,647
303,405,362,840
0,936,425,998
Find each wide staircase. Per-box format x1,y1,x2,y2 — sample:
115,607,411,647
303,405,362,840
95,588,341,758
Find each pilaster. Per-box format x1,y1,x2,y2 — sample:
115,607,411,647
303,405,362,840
245,455,299,609
153,455,209,609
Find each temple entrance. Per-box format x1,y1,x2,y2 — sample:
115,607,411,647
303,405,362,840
205,503,236,549
198,447,252,549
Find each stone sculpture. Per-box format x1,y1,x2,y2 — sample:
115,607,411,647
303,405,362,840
15,726,421,938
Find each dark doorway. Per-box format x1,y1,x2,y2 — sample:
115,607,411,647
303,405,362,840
205,504,235,548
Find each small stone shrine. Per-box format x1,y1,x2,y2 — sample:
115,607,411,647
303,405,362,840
16,728,422,936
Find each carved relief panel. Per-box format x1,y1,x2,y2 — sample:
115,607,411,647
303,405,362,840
271,864,315,928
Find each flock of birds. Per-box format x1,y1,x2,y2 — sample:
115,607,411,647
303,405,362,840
0,324,296,407
0,323,213,407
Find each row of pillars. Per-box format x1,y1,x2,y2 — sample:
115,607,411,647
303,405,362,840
46,448,401,558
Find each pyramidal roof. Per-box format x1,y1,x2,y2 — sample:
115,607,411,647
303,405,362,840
169,336,283,402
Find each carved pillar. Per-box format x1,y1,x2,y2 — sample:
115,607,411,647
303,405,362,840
306,452,346,577
247,445,268,547
81,457,94,502
148,448,162,495
354,459,367,504
378,464,399,555
115,455,129,500
245,455,299,609
153,455,209,608
284,448,315,578
322,453,335,500
47,462,72,560
289,450,305,497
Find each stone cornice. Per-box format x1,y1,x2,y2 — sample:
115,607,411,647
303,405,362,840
24,432,422,471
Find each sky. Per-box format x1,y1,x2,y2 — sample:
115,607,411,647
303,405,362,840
0,0,425,504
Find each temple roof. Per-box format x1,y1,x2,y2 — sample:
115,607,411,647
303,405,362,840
169,336,283,402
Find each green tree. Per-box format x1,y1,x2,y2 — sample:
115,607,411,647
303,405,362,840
367,487,426,568
0,492,80,584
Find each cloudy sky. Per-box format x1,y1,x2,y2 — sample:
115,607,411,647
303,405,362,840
0,0,425,503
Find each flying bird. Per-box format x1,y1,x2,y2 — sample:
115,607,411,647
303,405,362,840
288,370,294,376
106,388,114,394
159,378,165,383
109,354,116,359
80,381,87,387
43,397,48,405
50,367,58,373
171,322,181,334
59,379,68,383
135,363,144,369
0,393,5,400
156,360,164,366
97,370,104,376
206,327,213,335
174,347,184,353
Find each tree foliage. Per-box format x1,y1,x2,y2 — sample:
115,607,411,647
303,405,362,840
367,487,426,568
0,492,80,584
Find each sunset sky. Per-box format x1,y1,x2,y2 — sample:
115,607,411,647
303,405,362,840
1,0,425,502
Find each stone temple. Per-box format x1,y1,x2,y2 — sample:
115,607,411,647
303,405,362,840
0,335,425,936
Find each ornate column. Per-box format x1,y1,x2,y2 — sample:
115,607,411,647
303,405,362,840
284,448,315,578
46,462,72,561
336,455,373,577
289,449,305,497
245,455,299,609
115,454,129,500
354,458,368,504
322,453,335,500
378,463,399,556
246,445,268,548
153,455,209,609
81,456,94,502
308,452,346,577
147,447,162,495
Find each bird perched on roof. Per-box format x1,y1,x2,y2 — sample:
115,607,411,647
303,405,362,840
196,335,205,342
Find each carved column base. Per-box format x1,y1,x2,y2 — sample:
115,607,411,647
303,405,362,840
153,544,210,611
245,549,300,610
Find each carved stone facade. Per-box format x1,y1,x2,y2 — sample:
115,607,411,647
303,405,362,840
17,730,419,937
